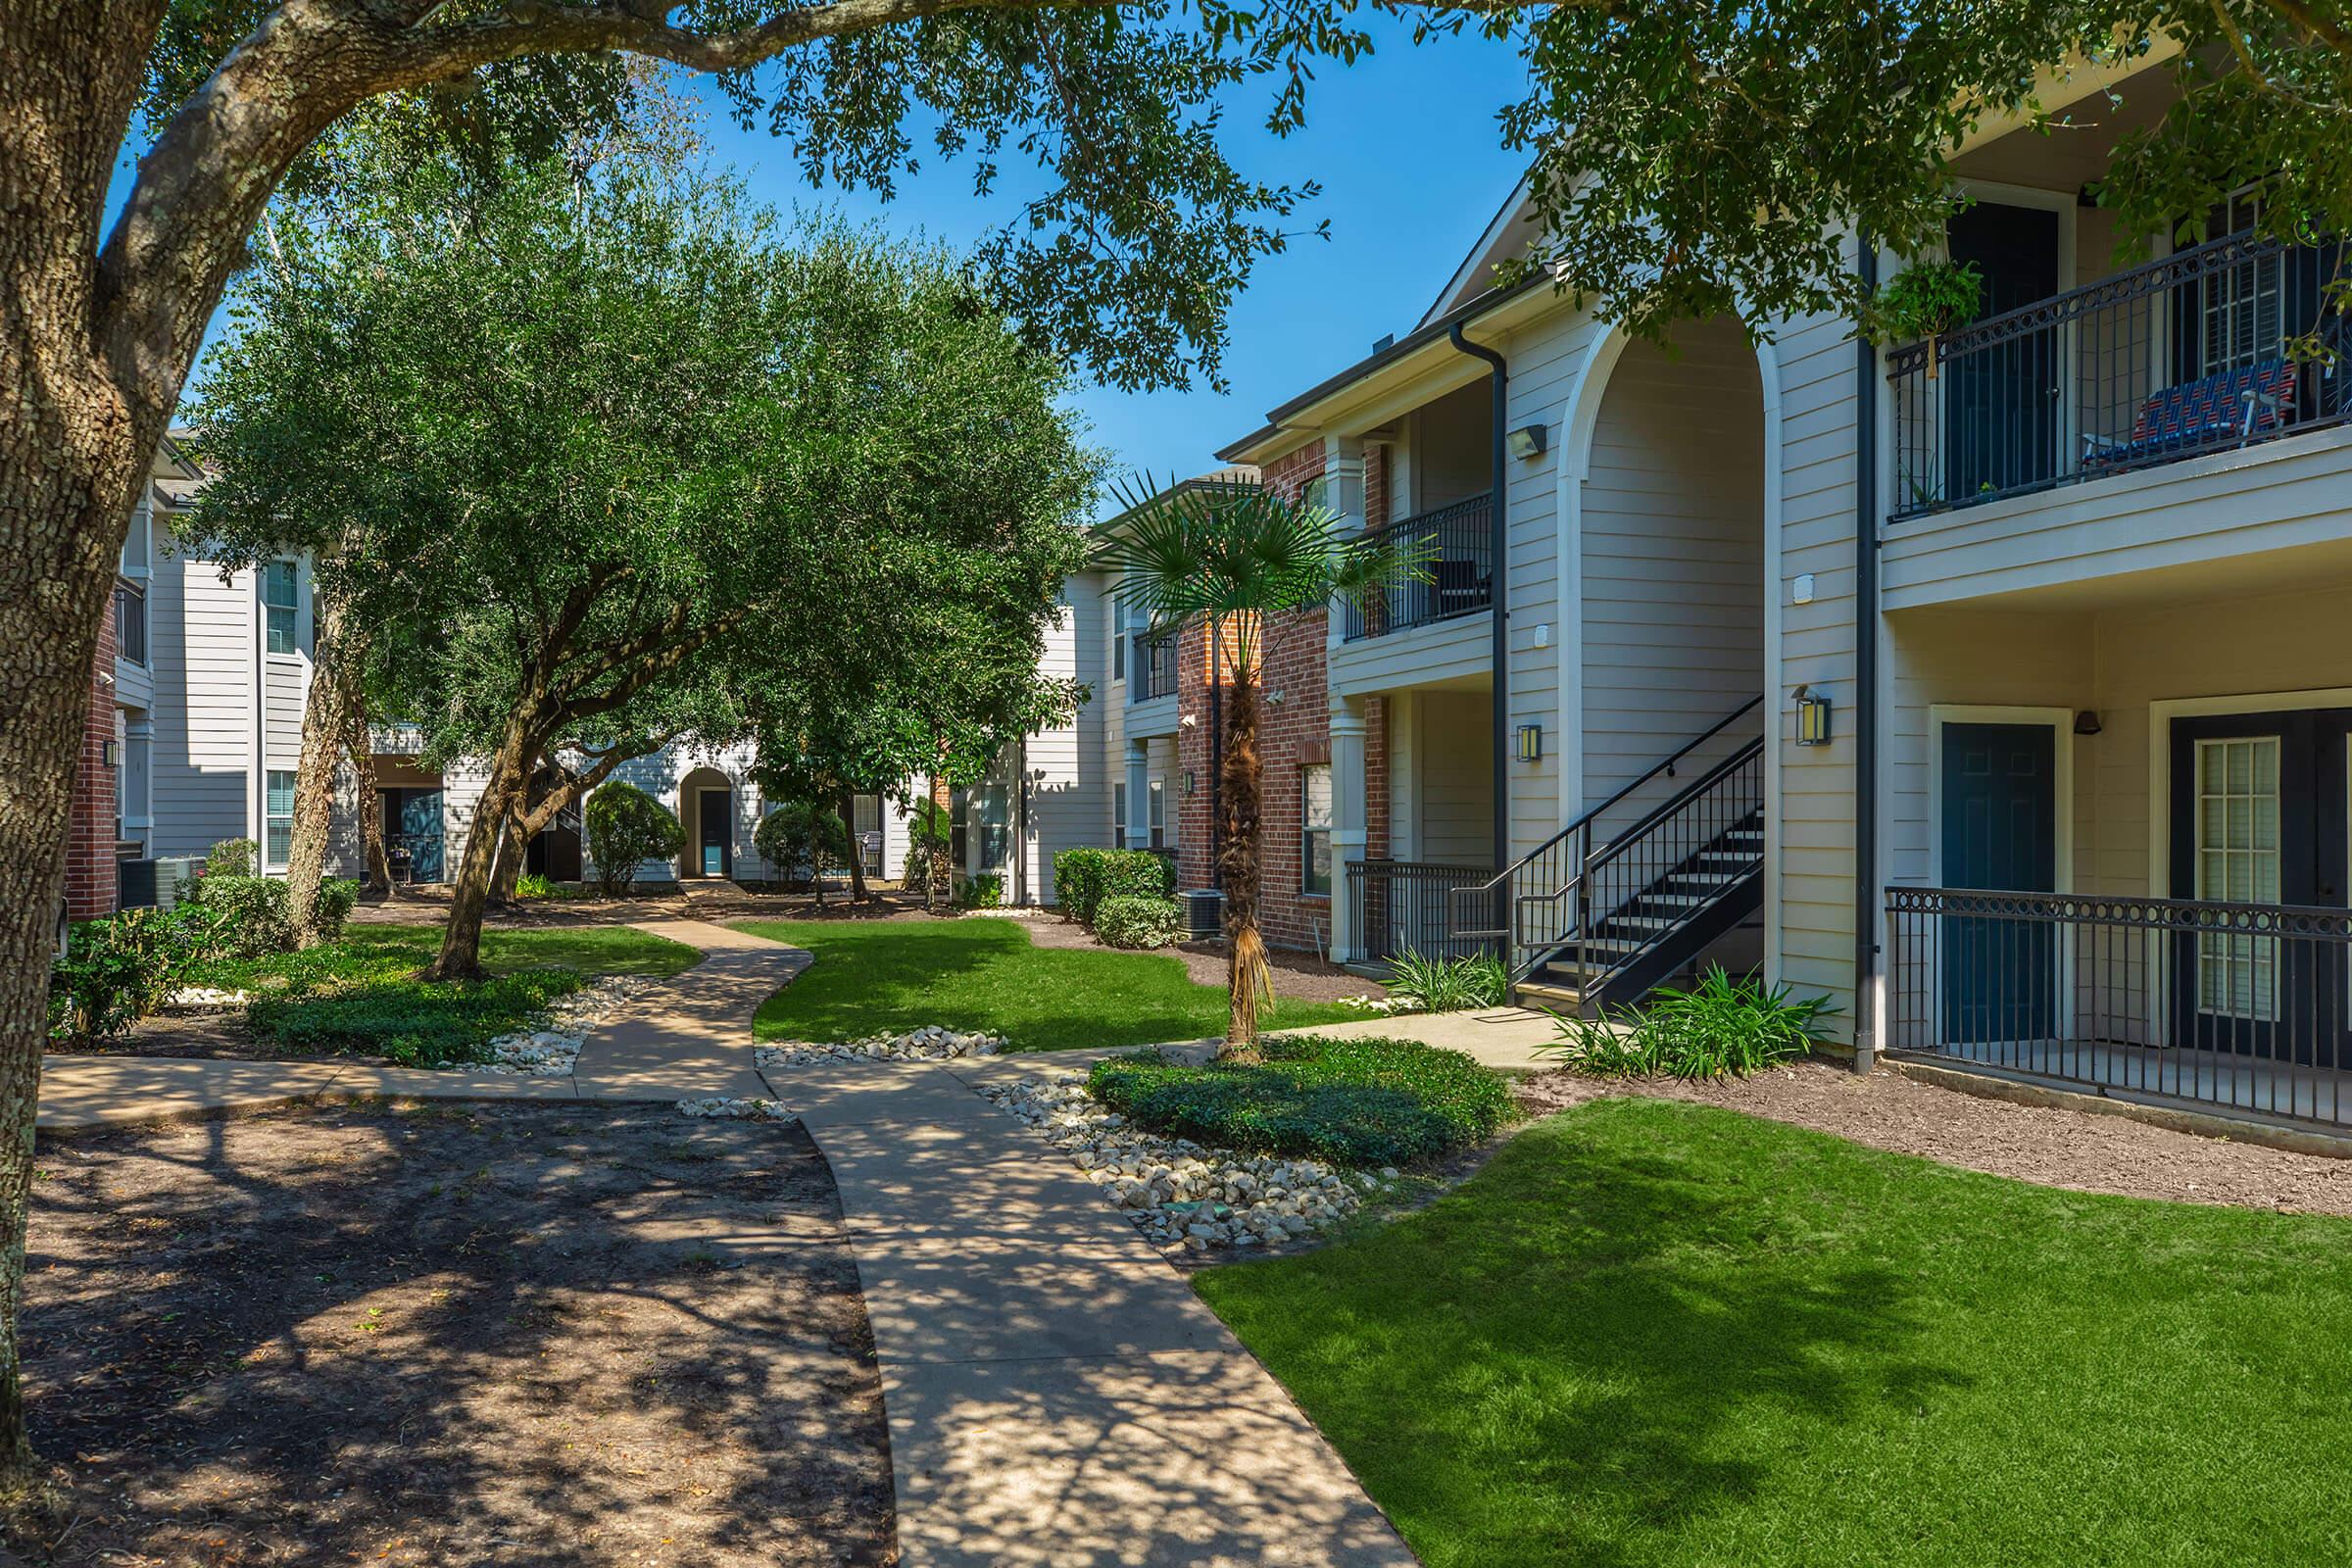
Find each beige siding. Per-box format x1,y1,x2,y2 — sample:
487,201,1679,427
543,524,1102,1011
1413,695,1494,865
150,550,255,858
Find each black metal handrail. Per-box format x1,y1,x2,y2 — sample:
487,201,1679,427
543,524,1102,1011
1348,858,1497,964
1134,630,1179,700
1886,884,2352,1130
1888,230,2351,520
1341,493,1494,641
1449,694,1765,972
1559,738,1763,988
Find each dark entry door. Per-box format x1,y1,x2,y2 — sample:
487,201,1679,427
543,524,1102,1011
382,787,446,882
1941,722,2058,1043
2169,710,2352,1062
698,788,731,878
1945,203,2062,500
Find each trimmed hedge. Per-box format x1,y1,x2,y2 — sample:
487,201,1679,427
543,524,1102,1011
1054,847,1176,926
1095,894,1184,949
1086,1034,1515,1167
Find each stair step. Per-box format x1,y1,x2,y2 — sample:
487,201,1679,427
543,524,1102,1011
1512,979,1586,1010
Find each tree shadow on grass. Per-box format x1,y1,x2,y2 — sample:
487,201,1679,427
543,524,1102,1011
15,1102,894,1567
1198,1100,1979,1568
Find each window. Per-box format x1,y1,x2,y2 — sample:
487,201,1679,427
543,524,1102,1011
262,560,298,655
1300,763,1334,896
265,769,296,867
2194,736,2280,1019
1148,778,1166,849
1113,781,1128,845
1112,601,1127,681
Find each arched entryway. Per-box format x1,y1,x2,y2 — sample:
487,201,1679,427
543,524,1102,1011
676,766,734,880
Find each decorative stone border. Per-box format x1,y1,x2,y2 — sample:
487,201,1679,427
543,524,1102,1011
757,1024,1006,1068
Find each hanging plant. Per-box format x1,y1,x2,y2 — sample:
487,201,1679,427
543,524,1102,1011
1874,260,1984,378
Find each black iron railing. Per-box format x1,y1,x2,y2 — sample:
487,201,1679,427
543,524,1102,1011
1348,859,1496,963
1342,493,1493,641
115,584,145,665
1134,630,1179,700
1452,696,1765,979
1886,886,2352,1130
1888,231,2352,520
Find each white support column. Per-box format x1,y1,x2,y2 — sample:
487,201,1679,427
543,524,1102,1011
1328,696,1370,963
1123,741,1151,850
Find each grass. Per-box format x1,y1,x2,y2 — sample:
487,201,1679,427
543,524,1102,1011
1196,1098,2352,1568
733,916,1358,1051
190,926,701,1069
1087,1035,1515,1166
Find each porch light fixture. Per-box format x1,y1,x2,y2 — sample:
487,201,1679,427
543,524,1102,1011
1792,687,1833,747
2074,710,2104,736
1506,422,1548,460
1183,770,1197,797
101,741,121,768
1515,723,1544,762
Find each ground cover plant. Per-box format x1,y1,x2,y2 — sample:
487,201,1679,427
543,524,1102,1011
184,926,699,1069
13,1101,891,1566
1382,950,1508,1013
1548,965,1838,1079
736,916,1354,1052
1088,1035,1514,1167
1197,1097,2352,1568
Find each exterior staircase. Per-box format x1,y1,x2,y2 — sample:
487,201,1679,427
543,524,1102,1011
1451,697,1766,1015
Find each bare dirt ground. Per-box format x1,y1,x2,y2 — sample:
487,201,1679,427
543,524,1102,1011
1518,1057,2352,1217
12,1102,894,1568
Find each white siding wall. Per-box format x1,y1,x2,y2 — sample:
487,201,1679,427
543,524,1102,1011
1414,695,1494,865
150,549,256,858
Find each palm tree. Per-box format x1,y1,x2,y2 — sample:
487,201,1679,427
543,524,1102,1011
1101,478,1423,1063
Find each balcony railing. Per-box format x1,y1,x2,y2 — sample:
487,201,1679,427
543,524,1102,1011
114,584,145,666
1134,630,1178,701
1341,493,1494,641
1887,232,2351,520
1347,858,1497,964
1886,886,2352,1130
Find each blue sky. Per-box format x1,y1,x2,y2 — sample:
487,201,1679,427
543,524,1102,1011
685,20,1529,496
122,20,1528,511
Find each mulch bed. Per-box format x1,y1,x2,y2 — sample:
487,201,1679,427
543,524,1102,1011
12,1102,894,1567
47,1009,342,1064
1517,1058,2352,1217
1012,916,1381,1004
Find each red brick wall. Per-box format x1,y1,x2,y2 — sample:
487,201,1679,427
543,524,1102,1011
65,593,121,920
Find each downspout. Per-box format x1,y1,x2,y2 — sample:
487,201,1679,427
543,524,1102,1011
1852,237,1882,1074
1448,322,1511,885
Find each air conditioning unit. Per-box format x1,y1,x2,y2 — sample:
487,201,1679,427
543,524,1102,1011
151,857,200,910
1182,888,1226,941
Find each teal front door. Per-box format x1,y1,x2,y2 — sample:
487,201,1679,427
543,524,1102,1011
1941,723,2057,1043
699,788,731,878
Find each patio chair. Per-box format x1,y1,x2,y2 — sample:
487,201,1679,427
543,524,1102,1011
2082,357,2299,469
1432,558,1491,619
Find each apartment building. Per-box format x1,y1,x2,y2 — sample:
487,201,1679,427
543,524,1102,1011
1173,47,2352,1134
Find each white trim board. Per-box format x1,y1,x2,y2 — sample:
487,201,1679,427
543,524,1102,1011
2145,685,2352,906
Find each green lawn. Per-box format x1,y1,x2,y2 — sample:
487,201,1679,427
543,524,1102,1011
193,925,702,1068
1196,1097,2352,1568
733,916,1359,1051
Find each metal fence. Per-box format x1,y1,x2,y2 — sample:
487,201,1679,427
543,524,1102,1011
1341,493,1494,641
1135,631,1179,700
1887,231,2351,520
1886,886,2352,1130
1348,859,1496,964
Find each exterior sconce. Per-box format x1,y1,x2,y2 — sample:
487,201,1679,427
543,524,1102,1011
101,741,122,767
1515,723,1544,762
1506,423,1548,460
2074,710,2104,736
1792,686,1833,747
1179,712,1198,728
1183,770,1197,797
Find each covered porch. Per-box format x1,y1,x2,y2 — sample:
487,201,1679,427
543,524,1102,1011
1339,675,1496,964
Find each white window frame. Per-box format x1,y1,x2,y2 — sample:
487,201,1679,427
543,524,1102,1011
1300,761,1334,897
261,559,300,658
265,768,297,869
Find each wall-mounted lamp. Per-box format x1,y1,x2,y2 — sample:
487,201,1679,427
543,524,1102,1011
1179,712,1198,729
1792,686,1833,747
1183,770,1198,797
1515,723,1544,763
101,741,122,768
1506,422,1549,460
1265,688,1288,708
2073,710,2104,736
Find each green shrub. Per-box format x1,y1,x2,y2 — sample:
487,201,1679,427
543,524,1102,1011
1095,894,1185,949
754,800,852,884
1053,847,1105,921
957,870,1004,909
1055,846,1175,925
180,874,292,957
514,871,555,901
1087,1034,1515,1167
585,781,683,895
45,906,224,1043
902,799,952,896
315,877,360,936
1546,965,1840,1080
204,837,257,878
246,967,582,1068
1383,949,1508,1013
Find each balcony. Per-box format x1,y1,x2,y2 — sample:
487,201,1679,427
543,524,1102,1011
1342,494,1494,641
114,584,145,666
1133,630,1178,701
1886,886,2352,1131
1887,232,2351,522
1346,859,1496,964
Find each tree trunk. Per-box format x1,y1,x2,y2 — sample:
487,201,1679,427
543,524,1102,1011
285,585,360,948
425,726,532,982
929,772,954,910
489,811,526,906
345,727,393,897
1218,669,1268,1061
840,787,870,904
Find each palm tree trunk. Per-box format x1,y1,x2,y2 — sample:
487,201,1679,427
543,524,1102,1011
1218,668,1270,1062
